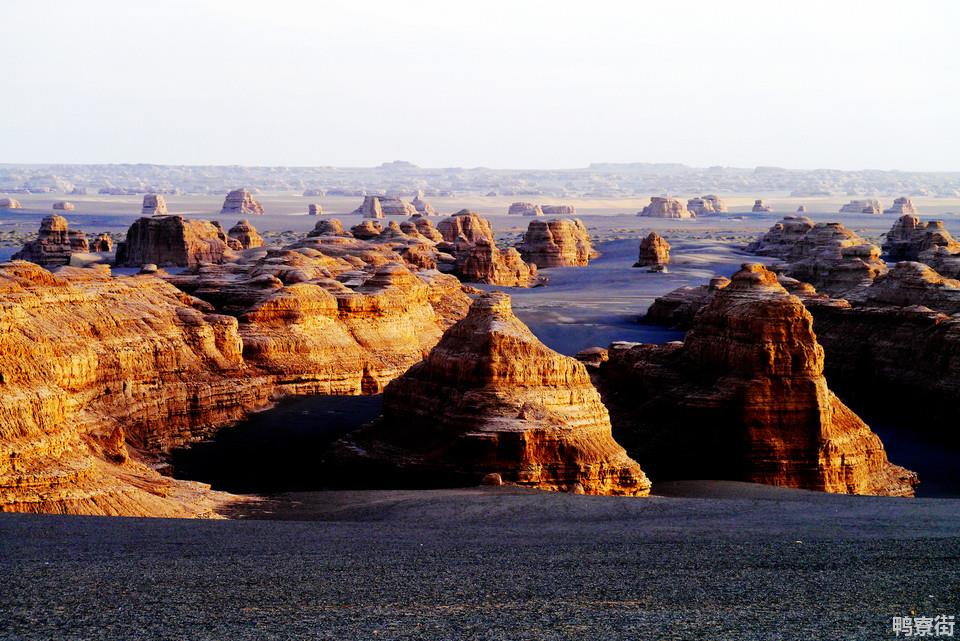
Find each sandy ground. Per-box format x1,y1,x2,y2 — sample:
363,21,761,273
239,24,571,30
0,484,958,640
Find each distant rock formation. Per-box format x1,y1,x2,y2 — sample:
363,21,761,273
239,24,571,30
839,199,881,214
302,189,325,197
411,190,437,216
142,194,168,216
687,195,727,215
220,189,264,216
227,220,263,249
353,195,383,219
847,261,960,315
92,233,113,252
308,218,347,237
0,197,22,209
751,199,772,212
593,263,917,496
634,232,670,270
307,203,323,216
638,197,693,218
541,204,576,216
351,195,417,217
508,202,542,216
115,216,234,267
519,218,597,268
747,215,815,257
331,292,651,495
52,201,75,211
884,197,918,215
12,215,89,266
437,210,495,245
881,214,960,261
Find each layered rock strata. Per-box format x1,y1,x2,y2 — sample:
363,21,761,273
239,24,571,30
884,197,918,215
686,195,727,215
331,293,651,495
142,194,168,216
634,232,670,270
220,189,264,216
115,216,234,268
519,218,596,268
227,220,264,249
638,197,693,218
12,215,89,266
840,199,882,214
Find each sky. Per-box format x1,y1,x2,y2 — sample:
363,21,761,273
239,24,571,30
1,0,958,170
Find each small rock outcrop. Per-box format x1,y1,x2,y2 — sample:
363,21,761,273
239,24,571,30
638,197,693,218
508,202,543,216
308,203,323,216
686,195,727,216
454,239,537,287
881,215,960,261
142,194,168,216
0,197,22,209
541,204,576,216
884,197,918,215
411,191,436,216
350,220,383,240
52,201,75,211
92,233,113,252
220,189,264,216
751,199,772,212
331,293,651,495
353,195,384,219
227,220,263,249
405,214,443,242
747,216,816,257
437,210,495,245
308,218,347,237
115,216,234,267
519,218,596,268
594,263,917,496
848,261,960,315
633,232,670,270
840,199,882,214
644,276,730,328
12,215,89,266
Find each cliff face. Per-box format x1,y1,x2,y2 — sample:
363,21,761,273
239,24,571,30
333,293,650,496
12,216,90,267
115,216,235,268
634,232,670,269
594,264,916,496
519,218,597,268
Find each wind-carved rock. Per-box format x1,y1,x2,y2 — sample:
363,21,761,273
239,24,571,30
308,203,323,216
519,218,597,268
115,216,234,267
593,263,917,496
644,276,730,328
142,194,168,215
308,218,347,237
220,189,264,216
227,220,263,249
350,220,383,240
437,209,495,244
508,202,543,216
847,261,960,315
92,233,113,252
638,197,693,218
437,210,535,286
12,215,89,266
411,190,437,216
633,232,670,270
331,292,651,495
405,214,443,242
747,216,816,257
686,195,727,216
541,204,576,215
751,199,772,212
884,197,918,215
352,195,416,217
840,199,882,214
0,198,22,209
881,215,960,261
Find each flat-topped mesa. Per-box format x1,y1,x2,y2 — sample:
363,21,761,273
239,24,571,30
751,199,772,212
350,220,383,240
881,214,960,261
454,238,537,287
411,190,437,216
437,209,495,245
220,189,264,216
840,198,882,214
12,215,89,266
847,260,960,315
332,292,651,495
508,202,543,216
638,196,694,218
594,263,917,496
687,194,727,216
115,216,234,267
747,215,815,257
307,203,323,216
0,197,22,209
541,204,576,215
227,219,263,249
884,196,918,215
519,218,597,268
308,218,347,237
142,194,168,215
634,232,670,270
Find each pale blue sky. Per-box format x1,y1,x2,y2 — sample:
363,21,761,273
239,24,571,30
1,0,957,170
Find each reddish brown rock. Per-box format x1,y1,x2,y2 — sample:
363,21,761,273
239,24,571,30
115,216,234,268
747,216,816,257
349,220,383,240
848,260,960,314
519,218,597,268
638,197,693,218
596,264,917,496
220,189,264,216
454,239,537,287
634,232,670,270
437,210,495,245
644,276,730,328
308,218,347,237
227,219,264,249
405,214,444,242
881,215,960,261
12,215,89,266
411,191,437,216
353,196,384,219
142,194,168,216
92,233,113,252
332,292,651,495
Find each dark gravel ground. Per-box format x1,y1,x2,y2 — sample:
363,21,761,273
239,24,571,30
1,483,959,641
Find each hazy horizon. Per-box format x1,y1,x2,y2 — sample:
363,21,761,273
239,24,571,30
2,0,958,171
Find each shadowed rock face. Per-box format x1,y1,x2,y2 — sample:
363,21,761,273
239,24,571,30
142,194,168,215
593,263,917,496
752,199,772,212
638,197,693,218
12,215,89,266
882,214,960,262
454,239,536,287
634,232,670,269
307,203,322,216
115,216,234,268
227,220,263,249
848,261,960,315
437,210,494,245
220,189,264,216
332,292,651,496
0,198,21,209
519,218,597,268
411,191,436,216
